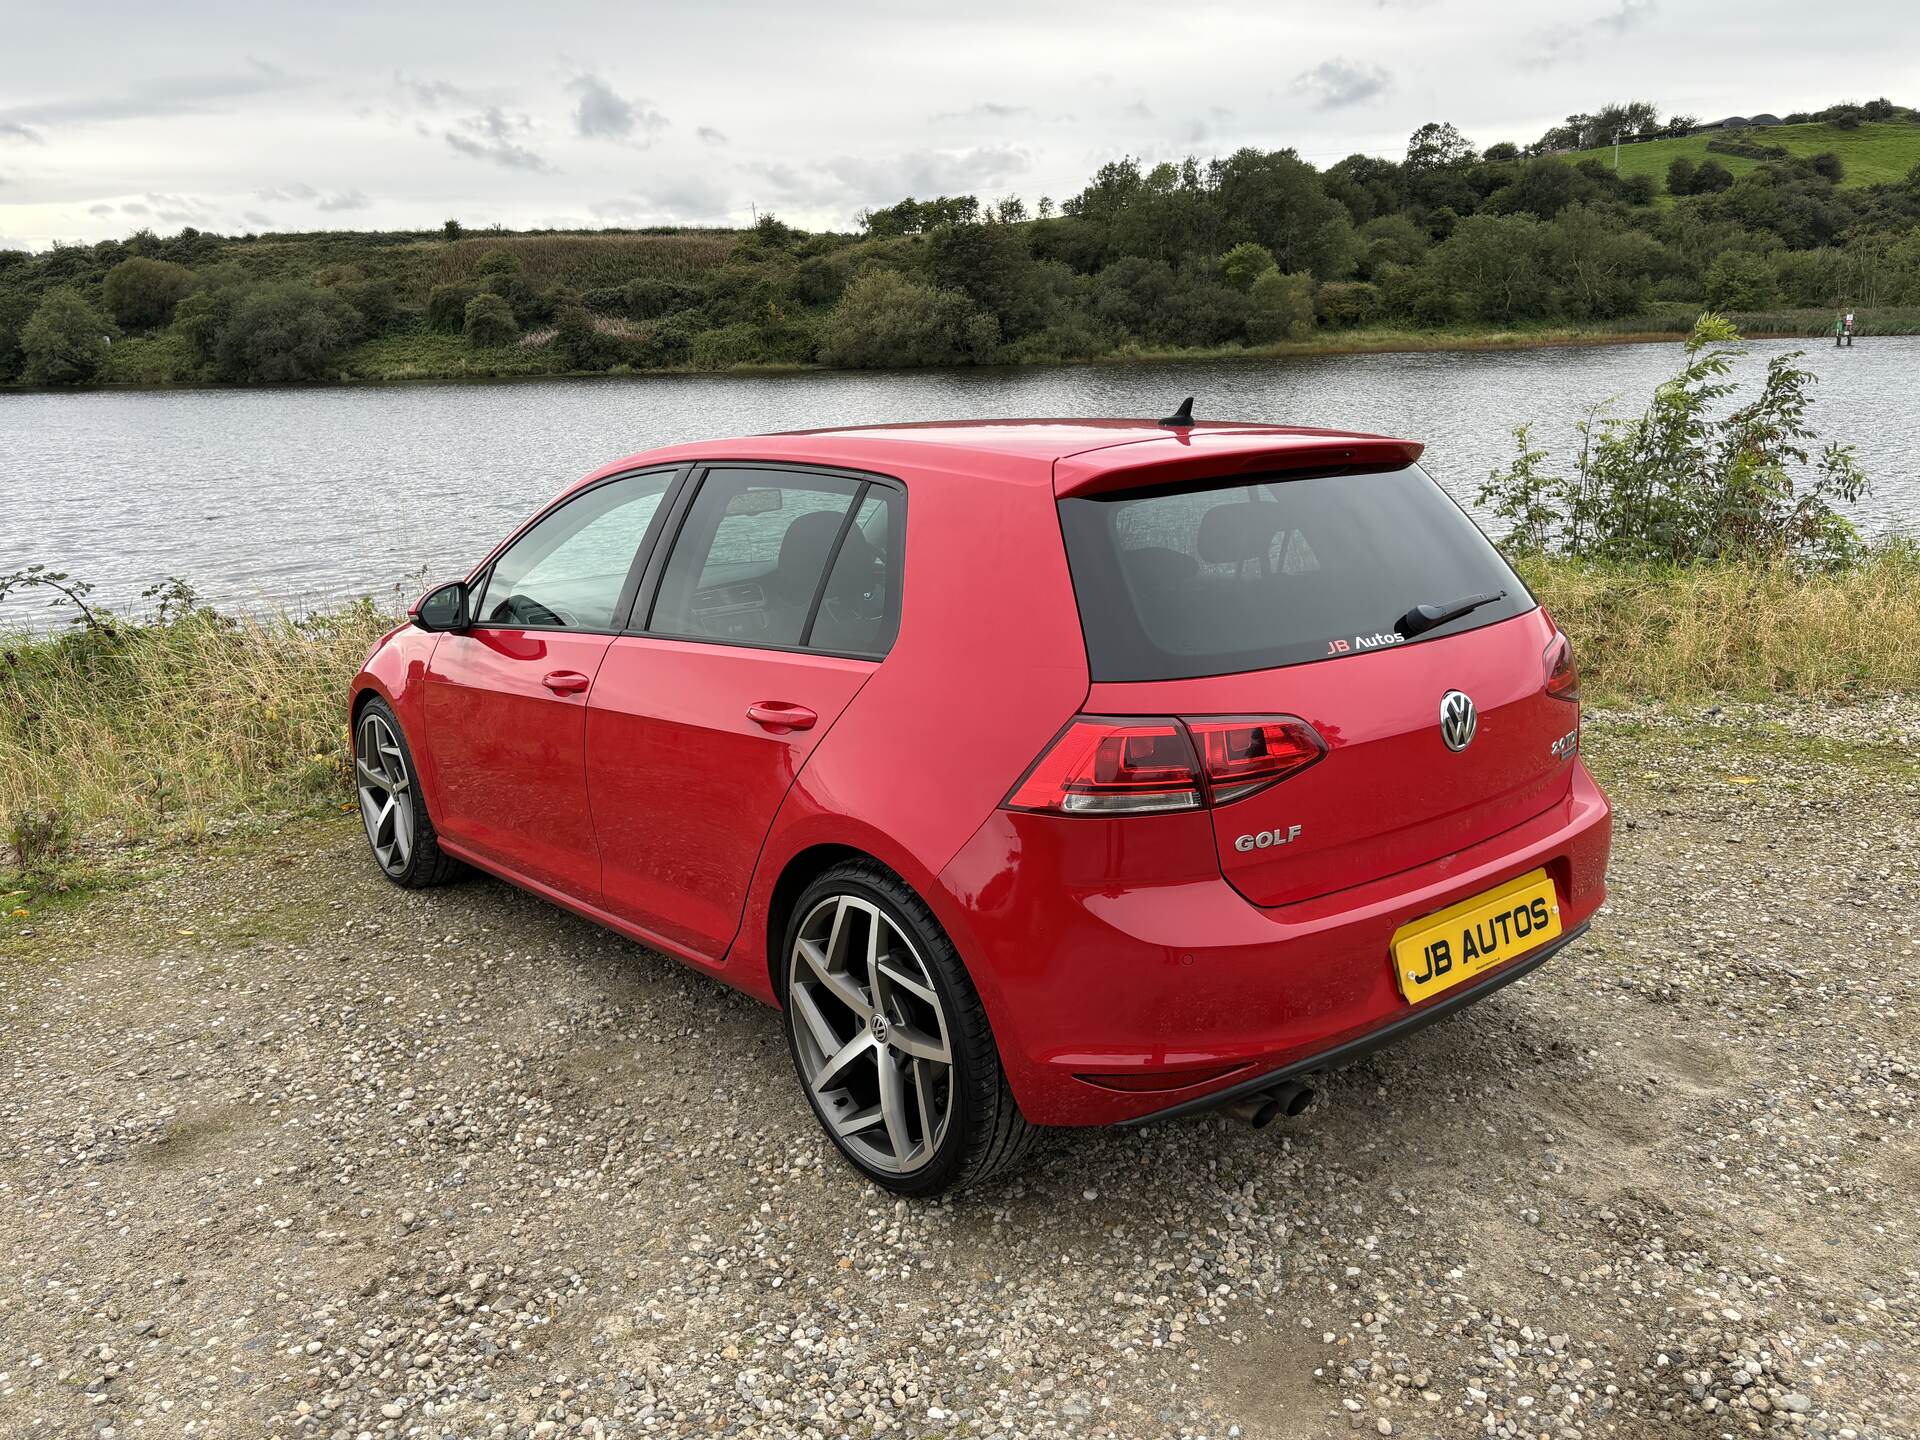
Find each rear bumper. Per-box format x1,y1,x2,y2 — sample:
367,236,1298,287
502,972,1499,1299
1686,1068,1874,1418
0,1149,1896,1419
1117,921,1587,1125
936,760,1611,1126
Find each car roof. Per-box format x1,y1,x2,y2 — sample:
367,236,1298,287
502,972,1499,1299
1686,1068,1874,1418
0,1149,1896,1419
574,418,1424,495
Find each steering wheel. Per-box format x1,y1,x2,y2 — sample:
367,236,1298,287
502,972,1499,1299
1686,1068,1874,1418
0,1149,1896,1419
822,554,888,625
503,593,572,628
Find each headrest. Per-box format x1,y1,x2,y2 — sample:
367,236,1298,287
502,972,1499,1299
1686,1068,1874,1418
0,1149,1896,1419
1196,501,1286,565
776,508,850,580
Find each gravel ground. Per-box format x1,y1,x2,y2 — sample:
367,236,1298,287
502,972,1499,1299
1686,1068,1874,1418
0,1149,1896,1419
3,704,1918,1440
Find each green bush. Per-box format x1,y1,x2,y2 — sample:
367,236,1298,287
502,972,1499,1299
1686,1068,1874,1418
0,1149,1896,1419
1478,315,1866,569
551,306,628,371
473,248,523,278
21,289,114,384
819,270,994,368
212,283,363,383
0,292,35,381
101,257,194,331
1246,269,1316,343
690,322,767,370
462,292,518,348
426,282,479,334
1314,280,1381,327
1219,241,1277,292
632,315,697,368
1705,252,1776,310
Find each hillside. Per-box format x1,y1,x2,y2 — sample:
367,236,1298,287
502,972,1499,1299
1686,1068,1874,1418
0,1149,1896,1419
1569,120,1920,193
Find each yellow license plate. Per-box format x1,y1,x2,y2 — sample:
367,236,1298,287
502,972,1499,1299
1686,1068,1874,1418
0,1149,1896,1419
1391,869,1561,1004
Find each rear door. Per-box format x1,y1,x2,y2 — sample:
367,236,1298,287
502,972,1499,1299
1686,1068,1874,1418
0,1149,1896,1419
585,465,904,961
1058,463,1574,907
423,468,677,898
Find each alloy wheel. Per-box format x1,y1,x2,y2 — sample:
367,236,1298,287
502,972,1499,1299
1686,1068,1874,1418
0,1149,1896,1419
788,894,955,1175
355,711,415,876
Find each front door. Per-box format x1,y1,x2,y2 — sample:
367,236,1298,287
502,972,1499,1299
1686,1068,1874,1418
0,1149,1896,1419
423,468,677,899
586,466,903,961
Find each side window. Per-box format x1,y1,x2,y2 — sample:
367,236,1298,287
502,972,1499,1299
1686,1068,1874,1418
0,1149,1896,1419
809,489,903,655
475,472,672,631
647,467,902,654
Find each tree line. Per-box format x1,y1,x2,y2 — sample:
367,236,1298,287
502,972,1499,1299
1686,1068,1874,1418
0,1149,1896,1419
3,99,1919,385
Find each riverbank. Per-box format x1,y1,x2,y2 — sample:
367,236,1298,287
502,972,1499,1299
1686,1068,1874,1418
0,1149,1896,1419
3,701,1917,1438
9,305,1918,392
4,553,1918,867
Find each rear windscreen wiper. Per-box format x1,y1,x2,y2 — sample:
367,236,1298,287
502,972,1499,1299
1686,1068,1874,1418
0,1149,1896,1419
1394,590,1507,639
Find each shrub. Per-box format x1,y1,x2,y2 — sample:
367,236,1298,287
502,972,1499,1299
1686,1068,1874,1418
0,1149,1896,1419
212,283,362,383
690,322,767,370
101,257,194,330
792,253,851,306
1704,252,1776,310
0,291,35,381
1478,314,1867,569
462,292,518,348
819,269,994,368
1315,280,1381,327
1806,151,1844,184
1219,241,1277,292
21,289,114,383
473,248,523,277
1690,158,1734,193
1246,269,1316,343
551,306,628,371
1666,156,1697,196
631,315,696,368
426,282,479,334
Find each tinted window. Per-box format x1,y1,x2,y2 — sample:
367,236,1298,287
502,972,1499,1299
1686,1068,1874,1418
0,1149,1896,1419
648,467,901,654
1058,464,1532,681
475,472,672,631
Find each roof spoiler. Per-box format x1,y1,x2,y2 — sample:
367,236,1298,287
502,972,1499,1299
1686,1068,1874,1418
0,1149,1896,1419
1054,431,1425,499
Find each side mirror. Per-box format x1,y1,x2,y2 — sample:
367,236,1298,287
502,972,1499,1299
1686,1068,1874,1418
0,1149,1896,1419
409,580,470,633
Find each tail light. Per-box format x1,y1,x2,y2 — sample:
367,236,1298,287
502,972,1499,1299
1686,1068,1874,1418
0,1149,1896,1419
1006,715,1325,816
1543,631,1579,703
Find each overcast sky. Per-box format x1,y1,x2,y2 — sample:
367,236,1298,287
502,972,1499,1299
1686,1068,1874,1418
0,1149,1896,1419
1,0,1913,250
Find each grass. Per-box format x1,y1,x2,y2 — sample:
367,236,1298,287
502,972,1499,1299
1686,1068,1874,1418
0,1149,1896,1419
3,552,1918,881
1519,547,1920,703
1567,120,1920,193
430,232,738,287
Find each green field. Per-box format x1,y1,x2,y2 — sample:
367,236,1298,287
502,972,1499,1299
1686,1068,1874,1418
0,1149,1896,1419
1569,120,1920,193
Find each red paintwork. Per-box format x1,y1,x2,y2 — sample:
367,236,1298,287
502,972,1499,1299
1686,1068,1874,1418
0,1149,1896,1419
351,420,1612,1127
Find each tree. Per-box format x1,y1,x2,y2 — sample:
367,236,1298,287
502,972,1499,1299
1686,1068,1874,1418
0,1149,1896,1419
1405,121,1475,171
472,248,522,277
552,306,628,371
1691,159,1734,194
0,292,34,381
1432,214,1552,323
443,219,464,241
1666,156,1697,196
1705,252,1776,309
427,283,479,333
463,292,518,347
21,289,113,383
1246,269,1315,343
820,269,994,368
212,283,362,382
1219,241,1276,291
101,257,194,330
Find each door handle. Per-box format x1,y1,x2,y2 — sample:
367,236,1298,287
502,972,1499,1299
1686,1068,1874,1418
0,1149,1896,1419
542,670,592,696
747,701,817,732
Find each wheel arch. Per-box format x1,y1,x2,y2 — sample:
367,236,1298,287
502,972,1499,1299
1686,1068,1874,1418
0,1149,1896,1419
764,842,878,999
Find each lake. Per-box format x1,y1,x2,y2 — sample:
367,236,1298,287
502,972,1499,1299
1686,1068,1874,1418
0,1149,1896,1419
3,336,1915,631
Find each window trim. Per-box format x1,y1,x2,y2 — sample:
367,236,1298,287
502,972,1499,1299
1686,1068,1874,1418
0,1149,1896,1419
463,464,688,637
627,460,907,661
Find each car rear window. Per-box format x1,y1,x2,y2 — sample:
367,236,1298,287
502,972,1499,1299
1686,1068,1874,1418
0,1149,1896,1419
1057,464,1534,681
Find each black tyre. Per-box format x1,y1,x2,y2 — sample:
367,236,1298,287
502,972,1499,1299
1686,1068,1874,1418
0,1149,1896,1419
781,860,1039,1195
353,698,465,889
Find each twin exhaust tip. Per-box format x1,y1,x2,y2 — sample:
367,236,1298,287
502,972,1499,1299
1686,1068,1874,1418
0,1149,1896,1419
1221,1079,1316,1129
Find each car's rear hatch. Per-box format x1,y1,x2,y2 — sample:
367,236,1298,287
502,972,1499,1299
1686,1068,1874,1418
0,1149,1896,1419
1053,430,1577,907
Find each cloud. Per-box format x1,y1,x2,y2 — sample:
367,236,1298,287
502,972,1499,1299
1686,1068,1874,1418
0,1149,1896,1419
696,125,729,145
89,202,113,216
445,109,553,171
587,175,732,223
1530,0,1655,65
0,120,42,144
1121,100,1154,120
317,189,370,212
0,59,300,131
932,101,1033,123
143,191,215,226
567,73,668,143
1293,58,1394,110
257,182,317,202
242,210,274,227
747,146,1033,215
393,71,479,110
120,202,149,215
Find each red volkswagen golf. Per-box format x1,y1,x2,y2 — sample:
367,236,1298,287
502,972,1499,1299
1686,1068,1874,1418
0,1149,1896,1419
349,413,1610,1194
